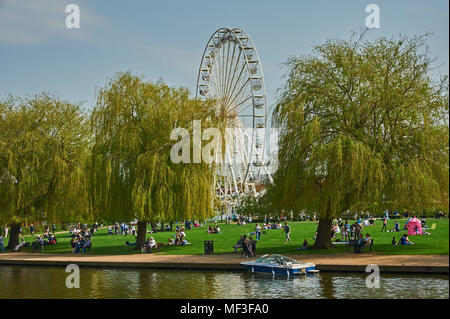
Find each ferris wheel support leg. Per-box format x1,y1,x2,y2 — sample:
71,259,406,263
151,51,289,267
225,145,240,195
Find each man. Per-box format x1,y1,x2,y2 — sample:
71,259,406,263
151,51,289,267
30,224,35,235
381,217,388,232
355,233,366,253
283,222,292,244
241,235,249,257
233,235,244,252
247,236,256,257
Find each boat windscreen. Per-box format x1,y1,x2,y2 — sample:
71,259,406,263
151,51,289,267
256,255,302,265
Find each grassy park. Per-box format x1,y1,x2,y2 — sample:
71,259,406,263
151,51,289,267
10,218,449,256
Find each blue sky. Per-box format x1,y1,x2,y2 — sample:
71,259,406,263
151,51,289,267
0,0,448,110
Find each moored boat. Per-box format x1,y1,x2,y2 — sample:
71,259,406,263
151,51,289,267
240,254,317,276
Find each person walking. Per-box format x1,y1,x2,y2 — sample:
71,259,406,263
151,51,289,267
283,222,292,244
381,217,388,232
255,223,262,241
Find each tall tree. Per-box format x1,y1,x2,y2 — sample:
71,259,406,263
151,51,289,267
0,94,90,249
267,34,449,248
90,72,216,248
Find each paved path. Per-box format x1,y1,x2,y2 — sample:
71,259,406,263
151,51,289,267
0,252,448,274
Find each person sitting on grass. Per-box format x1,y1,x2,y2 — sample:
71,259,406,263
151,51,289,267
299,239,309,250
207,226,214,234
36,235,47,246
48,234,57,245
180,227,186,238
365,234,372,248
83,238,91,252
392,237,397,246
14,238,26,251
400,234,414,245
174,233,182,246
144,237,156,252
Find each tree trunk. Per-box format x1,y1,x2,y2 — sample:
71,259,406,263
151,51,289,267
169,221,173,231
7,222,21,250
135,221,147,250
313,195,333,249
313,218,333,249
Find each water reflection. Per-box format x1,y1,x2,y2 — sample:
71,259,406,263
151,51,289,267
0,266,447,299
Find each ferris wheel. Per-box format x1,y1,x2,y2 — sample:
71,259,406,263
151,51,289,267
195,27,273,210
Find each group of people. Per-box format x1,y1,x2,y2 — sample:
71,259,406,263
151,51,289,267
261,222,283,230
35,233,58,246
142,236,158,252
70,232,92,253
330,220,364,241
207,225,220,234
108,223,136,236
168,227,189,246
392,234,415,246
353,233,373,253
233,234,257,257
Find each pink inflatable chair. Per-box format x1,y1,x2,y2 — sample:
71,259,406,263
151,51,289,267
407,218,423,235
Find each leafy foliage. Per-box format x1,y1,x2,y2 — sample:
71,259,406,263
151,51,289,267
89,72,216,223
0,94,90,224
266,34,449,247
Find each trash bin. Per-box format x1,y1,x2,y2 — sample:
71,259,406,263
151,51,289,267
31,242,43,253
204,240,214,255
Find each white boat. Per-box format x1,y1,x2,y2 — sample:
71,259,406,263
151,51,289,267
240,254,318,276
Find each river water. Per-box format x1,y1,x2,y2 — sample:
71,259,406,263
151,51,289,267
0,266,448,299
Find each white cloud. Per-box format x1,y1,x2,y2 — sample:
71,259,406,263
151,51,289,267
0,0,108,45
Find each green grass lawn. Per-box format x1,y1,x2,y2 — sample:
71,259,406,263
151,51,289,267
9,218,449,256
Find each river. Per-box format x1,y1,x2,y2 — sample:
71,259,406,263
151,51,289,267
0,266,447,299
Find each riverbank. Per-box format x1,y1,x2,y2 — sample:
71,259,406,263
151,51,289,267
0,252,448,274
6,219,449,256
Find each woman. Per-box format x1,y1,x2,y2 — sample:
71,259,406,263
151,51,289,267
241,235,249,257
365,234,372,247
400,234,414,245
299,239,308,250
247,236,256,257
254,224,262,241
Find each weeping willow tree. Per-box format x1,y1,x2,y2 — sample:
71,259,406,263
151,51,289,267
90,72,216,248
268,33,449,248
0,94,90,249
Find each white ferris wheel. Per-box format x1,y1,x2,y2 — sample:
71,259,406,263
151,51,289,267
195,27,273,211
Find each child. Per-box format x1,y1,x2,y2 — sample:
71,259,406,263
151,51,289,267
392,237,397,246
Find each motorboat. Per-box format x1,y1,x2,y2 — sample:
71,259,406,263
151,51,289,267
240,254,317,276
